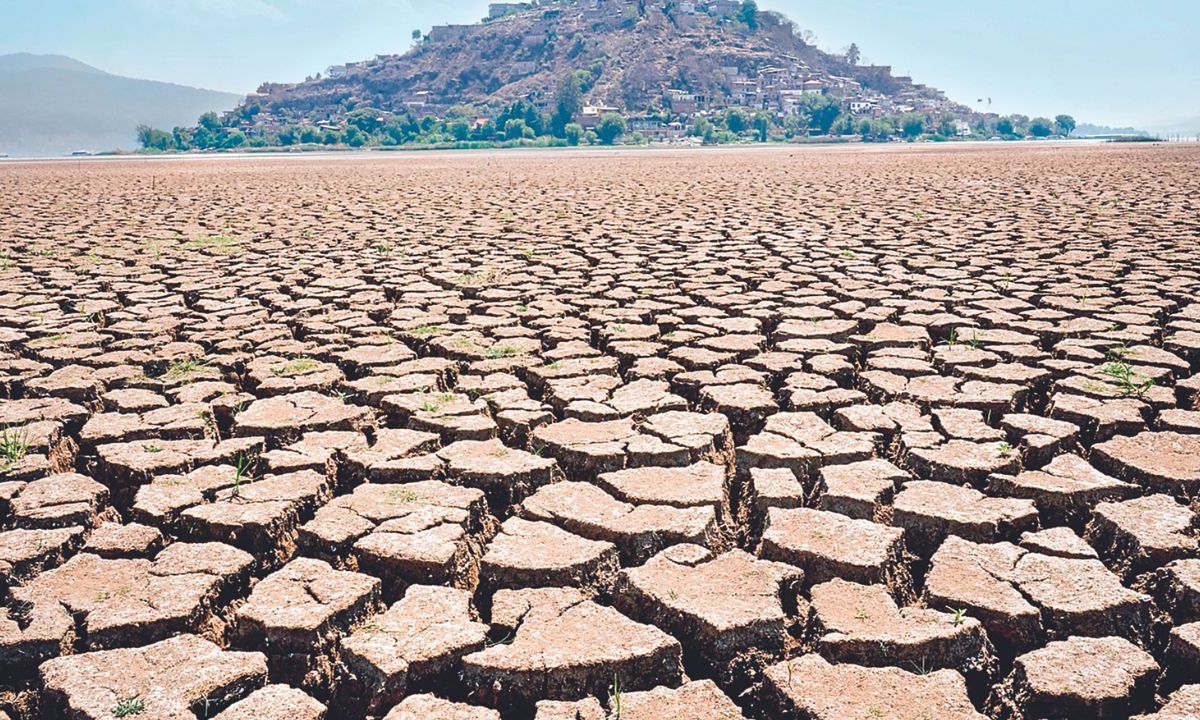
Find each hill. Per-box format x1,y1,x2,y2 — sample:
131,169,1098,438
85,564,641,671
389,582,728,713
1145,117,1200,137
1074,122,1148,137
238,0,970,131
0,53,242,157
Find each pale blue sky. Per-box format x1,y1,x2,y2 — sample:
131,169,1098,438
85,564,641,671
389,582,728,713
2,0,1197,129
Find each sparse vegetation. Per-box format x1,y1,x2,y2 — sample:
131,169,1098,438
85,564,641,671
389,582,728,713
113,695,145,717
1099,359,1155,397
230,454,252,499
164,359,206,379
271,357,319,376
182,234,240,251
387,487,422,503
1,425,31,472
485,345,522,359
410,324,444,337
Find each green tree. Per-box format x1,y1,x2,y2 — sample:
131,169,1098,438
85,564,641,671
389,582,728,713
412,29,422,40
995,117,1015,136
1029,117,1054,137
846,43,860,65
1055,114,1076,137
471,119,497,141
937,115,958,138
298,125,322,144
135,124,174,151
690,116,714,138
597,113,627,145
191,126,215,149
198,112,222,132
564,122,584,146
419,115,441,135
220,129,247,149
383,114,418,144
782,114,808,139
899,113,925,138
346,108,385,134
504,118,530,140
448,120,471,141
172,127,193,150
831,113,856,135
863,118,895,139
277,125,297,146
739,0,758,30
799,93,842,134
551,73,583,137
724,107,749,133
343,126,369,147
496,100,547,137
752,111,772,142
575,68,598,93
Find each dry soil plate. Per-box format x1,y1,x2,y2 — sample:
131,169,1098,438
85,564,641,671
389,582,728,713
0,143,1198,719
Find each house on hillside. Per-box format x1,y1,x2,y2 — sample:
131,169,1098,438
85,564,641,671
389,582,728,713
630,118,685,141
428,24,472,43
327,62,363,79
404,90,432,109
779,90,809,115
731,79,761,108
666,90,699,115
508,61,538,80
711,0,740,17
488,2,531,19
576,105,620,129
848,100,876,115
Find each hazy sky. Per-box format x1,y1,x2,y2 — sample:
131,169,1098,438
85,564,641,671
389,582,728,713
3,0,1197,128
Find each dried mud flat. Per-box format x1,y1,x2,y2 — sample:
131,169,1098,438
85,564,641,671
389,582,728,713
1,143,1199,720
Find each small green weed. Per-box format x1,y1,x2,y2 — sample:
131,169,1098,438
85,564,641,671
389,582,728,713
485,345,521,359
230,454,252,499
271,357,318,377
113,695,145,717
183,234,240,251
1,425,31,472
1099,360,1154,397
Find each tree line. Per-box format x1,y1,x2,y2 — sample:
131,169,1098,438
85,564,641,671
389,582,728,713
137,71,1076,152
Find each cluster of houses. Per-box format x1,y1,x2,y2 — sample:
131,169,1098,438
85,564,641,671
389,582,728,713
240,0,970,143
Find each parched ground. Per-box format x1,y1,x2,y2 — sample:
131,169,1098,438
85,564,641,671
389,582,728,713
1,143,1199,720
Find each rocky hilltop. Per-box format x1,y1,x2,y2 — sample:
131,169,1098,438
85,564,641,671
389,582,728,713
242,0,969,125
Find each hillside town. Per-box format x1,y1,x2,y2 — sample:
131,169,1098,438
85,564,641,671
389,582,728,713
134,0,1078,152
229,0,976,144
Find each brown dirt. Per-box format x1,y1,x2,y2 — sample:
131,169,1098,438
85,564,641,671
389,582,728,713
1,143,1198,718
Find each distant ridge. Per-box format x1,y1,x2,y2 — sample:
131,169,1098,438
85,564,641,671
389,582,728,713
1074,122,1148,137
0,53,242,157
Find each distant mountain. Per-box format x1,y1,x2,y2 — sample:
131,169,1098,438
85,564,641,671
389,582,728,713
1145,117,1200,137
0,53,241,157
240,0,969,127
1074,122,1149,137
